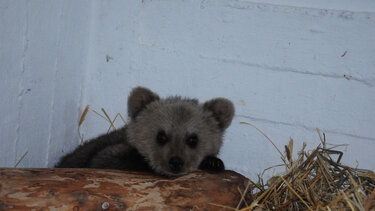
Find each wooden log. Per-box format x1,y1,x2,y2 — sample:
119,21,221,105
0,168,250,210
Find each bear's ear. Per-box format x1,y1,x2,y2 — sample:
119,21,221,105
203,98,235,130
128,87,160,119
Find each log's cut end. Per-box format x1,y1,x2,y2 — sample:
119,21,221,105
0,168,250,210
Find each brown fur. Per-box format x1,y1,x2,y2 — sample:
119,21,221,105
56,87,234,176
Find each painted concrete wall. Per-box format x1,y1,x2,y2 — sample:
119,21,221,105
1,0,374,179
0,1,91,167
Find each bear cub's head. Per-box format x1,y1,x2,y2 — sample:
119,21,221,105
126,87,234,176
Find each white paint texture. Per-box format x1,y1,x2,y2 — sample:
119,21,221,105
1,0,374,179
0,1,91,167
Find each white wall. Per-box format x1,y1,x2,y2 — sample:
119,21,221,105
1,0,374,179
0,1,91,167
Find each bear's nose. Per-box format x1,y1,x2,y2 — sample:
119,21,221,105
169,156,184,173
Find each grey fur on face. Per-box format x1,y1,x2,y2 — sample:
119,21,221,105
127,87,234,176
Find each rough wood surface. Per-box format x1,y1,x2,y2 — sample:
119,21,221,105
0,168,249,210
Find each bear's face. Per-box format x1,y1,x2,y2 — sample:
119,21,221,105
127,98,222,176
126,87,234,176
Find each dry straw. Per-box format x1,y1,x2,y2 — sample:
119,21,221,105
235,122,375,211
14,151,28,168
78,105,127,143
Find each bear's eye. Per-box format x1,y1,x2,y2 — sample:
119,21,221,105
186,134,198,148
156,130,168,145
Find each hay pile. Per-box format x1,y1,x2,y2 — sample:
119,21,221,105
237,123,375,211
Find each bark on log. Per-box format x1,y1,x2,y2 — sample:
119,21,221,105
0,168,249,210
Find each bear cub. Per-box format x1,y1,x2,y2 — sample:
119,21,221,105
56,87,234,176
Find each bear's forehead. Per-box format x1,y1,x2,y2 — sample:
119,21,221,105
133,104,208,134
146,102,203,120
